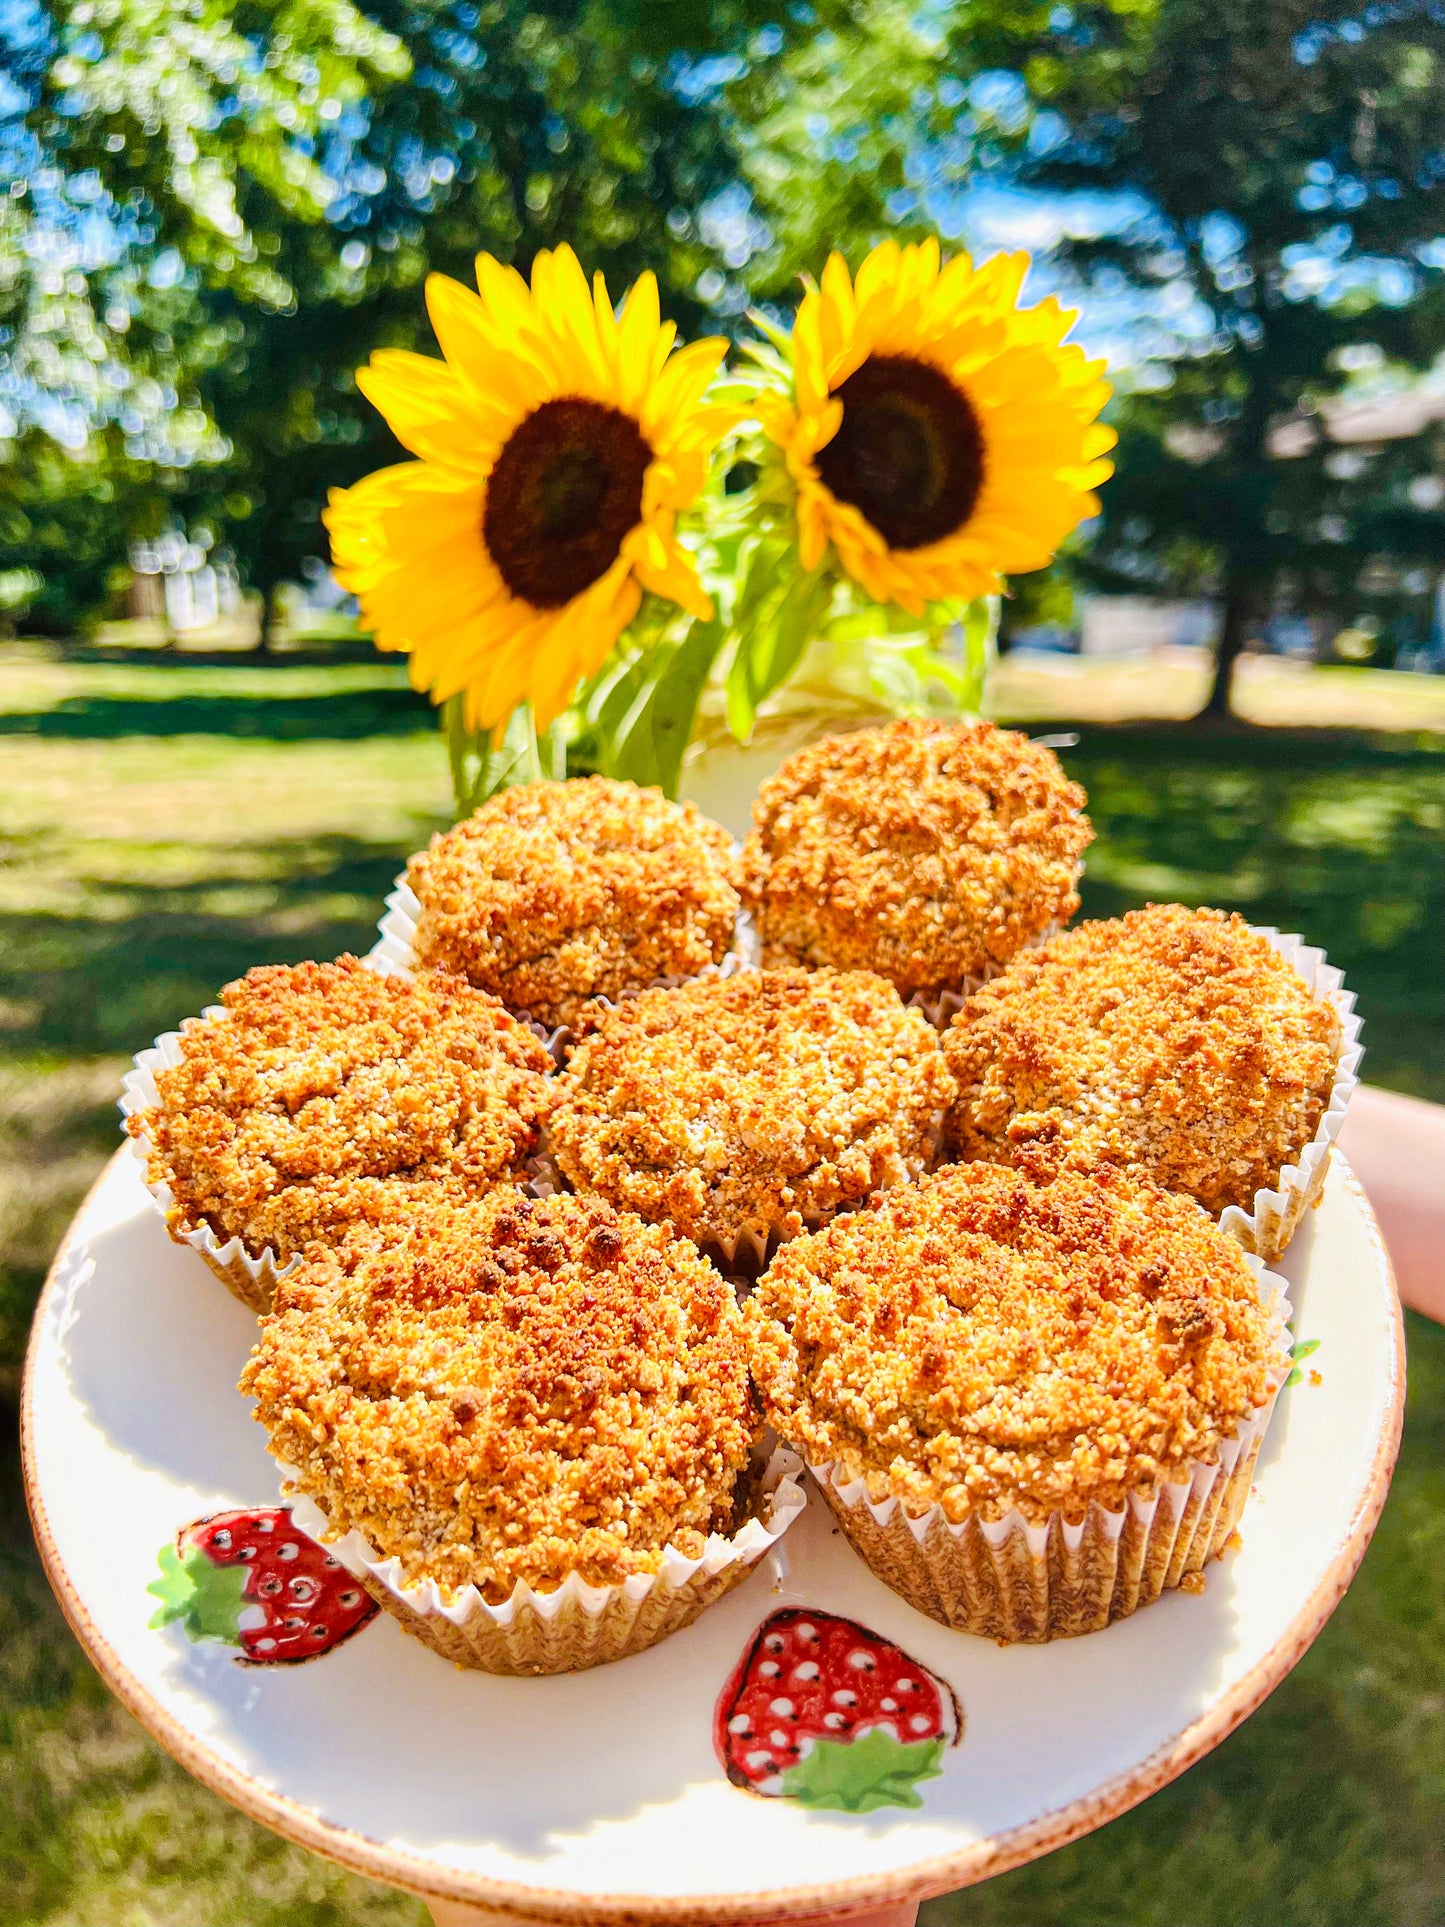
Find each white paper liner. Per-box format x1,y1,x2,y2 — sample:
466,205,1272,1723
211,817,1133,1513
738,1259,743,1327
120,976,554,1315
906,914,1068,1031
1214,928,1363,1262
538,1083,947,1282
369,874,758,1065
120,1012,297,1315
804,1263,1290,1642
282,1444,808,1675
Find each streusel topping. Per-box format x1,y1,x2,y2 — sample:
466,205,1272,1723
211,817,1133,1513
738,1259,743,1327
746,1161,1284,1524
242,1192,760,1598
129,957,553,1263
407,776,740,1027
943,904,1341,1215
547,969,956,1247
740,719,1092,995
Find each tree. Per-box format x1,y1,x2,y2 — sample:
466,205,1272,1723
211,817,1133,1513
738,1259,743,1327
4,0,1151,634
4,0,894,631
1001,0,1445,713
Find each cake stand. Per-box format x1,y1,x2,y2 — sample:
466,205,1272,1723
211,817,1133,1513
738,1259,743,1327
23,1149,1403,1927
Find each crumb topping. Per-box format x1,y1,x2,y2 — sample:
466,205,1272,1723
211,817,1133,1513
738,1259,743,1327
407,776,741,1027
547,969,957,1246
740,719,1092,995
746,1161,1284,1523
129,957,553,1263
943,904,1341,1214
241,1192,760,1598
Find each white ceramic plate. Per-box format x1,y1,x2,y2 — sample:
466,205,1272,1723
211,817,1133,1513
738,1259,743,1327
23,1150,1403,1925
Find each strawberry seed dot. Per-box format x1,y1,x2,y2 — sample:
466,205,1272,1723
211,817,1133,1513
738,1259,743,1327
847,1650,875,1671
793,1661,820,1682
727,1714,752,1736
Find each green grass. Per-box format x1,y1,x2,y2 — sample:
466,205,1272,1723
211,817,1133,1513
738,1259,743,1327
1,650,1443,1926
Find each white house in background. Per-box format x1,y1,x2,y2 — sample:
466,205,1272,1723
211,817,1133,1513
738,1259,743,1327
1077,595,1220,657
129,529,242,634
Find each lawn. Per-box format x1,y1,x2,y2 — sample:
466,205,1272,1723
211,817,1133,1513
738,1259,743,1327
1,647,1443,1926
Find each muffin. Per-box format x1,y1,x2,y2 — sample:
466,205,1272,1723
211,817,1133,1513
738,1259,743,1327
746,1160,1289,1641
124,957,553,1312
403,776,741,1029
546,969,957,1261
942,904,1344,1248
740,719,1092,1005
241,1191,803,1673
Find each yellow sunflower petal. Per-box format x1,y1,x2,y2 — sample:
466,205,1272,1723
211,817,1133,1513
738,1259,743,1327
622,521,712,621
764,236,1112,608
342,246,734,725
424,273,550,419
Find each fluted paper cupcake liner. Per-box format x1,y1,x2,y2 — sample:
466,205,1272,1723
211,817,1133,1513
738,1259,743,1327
804,1265,1289,1643
121,991,554,1316
906,914,1070,1031
120,1013,297,1315
282,1445,807,1675
535,1099,948,1284
369,875,758,1065
1215,928,1362,1263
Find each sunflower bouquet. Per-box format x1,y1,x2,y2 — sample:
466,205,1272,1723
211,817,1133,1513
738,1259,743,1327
326,237,1114,813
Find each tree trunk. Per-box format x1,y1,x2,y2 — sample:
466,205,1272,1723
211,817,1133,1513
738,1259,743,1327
1202,566,1252,720
257,579,277,654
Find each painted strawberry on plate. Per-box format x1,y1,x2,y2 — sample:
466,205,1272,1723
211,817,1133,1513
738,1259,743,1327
148,1506,378,1664
715,1609,961,1812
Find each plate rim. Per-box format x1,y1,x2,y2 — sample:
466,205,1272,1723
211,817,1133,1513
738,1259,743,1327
21,1148,1406,1925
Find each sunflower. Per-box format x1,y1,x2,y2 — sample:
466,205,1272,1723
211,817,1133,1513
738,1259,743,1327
325,248,739,731
755,238,1116,614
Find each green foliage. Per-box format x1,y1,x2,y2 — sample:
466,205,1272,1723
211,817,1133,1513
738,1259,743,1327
1008,0,1445,696
780,1728,947,1812
147,1541,247,1645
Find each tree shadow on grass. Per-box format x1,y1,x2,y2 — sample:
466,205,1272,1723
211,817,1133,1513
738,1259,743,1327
0,686,432,742
0,835,410,1065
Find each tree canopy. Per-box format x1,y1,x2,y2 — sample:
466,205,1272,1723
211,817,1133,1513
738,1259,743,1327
1002,0,1445,704
6,0,1445,709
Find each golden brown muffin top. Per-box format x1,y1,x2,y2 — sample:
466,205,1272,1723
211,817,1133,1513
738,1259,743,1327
943,904,1341,1216
547,969,957,1248
406,776,740,1028
740,719,1092,996
746,1161,1283,1524
128,957,553,1265
241,1191,760,1599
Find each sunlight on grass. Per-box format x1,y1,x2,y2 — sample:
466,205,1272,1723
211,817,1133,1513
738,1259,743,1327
1,655,1442,1926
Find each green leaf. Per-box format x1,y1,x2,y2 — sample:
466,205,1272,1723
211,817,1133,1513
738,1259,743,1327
147,1542,247,1646
611,618,727,800
779,1729,946,1813
1290,1337,1322,1361
1284,1366,1304,1389
725,550,834,744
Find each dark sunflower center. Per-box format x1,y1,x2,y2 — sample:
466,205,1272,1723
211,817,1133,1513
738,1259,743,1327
483,397,652,609
814,354,984,551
